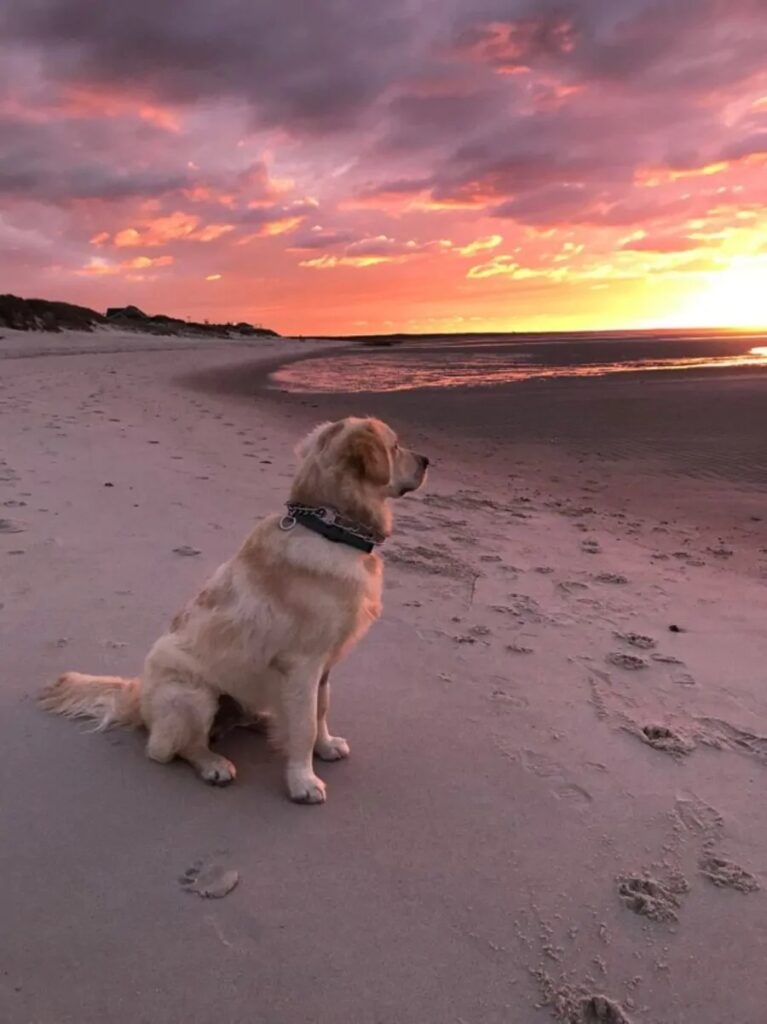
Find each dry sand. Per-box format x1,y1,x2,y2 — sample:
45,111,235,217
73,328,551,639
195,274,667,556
1,330,766,1024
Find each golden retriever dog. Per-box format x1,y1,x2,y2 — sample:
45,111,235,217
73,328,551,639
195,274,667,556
40,417,428,804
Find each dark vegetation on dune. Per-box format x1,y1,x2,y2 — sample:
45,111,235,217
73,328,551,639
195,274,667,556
0,294,278,338
0,294,105,332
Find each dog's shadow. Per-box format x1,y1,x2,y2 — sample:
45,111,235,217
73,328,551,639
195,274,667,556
208,695,278,779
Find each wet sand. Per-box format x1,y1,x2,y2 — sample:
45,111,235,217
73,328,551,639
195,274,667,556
2,331,767,1023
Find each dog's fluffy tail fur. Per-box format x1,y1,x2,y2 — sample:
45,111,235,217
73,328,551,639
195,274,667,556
39,672,143,730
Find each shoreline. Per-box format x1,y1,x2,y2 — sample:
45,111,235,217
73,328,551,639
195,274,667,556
303,326,767,344
0,325,349,361
179,345,767,551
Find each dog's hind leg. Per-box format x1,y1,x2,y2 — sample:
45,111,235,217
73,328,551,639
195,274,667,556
314,671,350,762
144,679,237,786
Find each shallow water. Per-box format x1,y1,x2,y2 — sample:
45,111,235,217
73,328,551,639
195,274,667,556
271,332,767,394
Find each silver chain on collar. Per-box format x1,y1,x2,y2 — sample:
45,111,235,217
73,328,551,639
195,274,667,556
279,503,382,544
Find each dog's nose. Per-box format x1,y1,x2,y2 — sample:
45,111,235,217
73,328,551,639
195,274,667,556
419,454,430,469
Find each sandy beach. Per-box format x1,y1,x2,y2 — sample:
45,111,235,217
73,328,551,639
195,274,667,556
2,331,766,1024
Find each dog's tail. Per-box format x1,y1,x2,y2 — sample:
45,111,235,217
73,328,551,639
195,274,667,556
39,672,143,730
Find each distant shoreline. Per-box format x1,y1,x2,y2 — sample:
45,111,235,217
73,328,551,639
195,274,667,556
307,325,767,345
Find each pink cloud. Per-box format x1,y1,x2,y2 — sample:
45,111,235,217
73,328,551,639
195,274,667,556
300,235,453,269
453,234,503,256
78,253,174,275
454,16,577,74
110,213,234,248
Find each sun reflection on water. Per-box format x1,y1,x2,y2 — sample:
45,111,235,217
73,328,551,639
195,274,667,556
272,343,767,394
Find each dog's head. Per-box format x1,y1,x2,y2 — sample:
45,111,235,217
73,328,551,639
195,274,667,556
291,417,429,538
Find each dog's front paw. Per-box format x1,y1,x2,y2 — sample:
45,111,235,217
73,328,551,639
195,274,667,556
287,770,327,804
314,735,350,761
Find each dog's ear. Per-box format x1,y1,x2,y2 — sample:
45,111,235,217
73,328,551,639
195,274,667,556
347,424,391,485
295,420,344,459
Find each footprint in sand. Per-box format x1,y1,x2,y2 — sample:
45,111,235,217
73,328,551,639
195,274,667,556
534,972,632,1024
172,545,201,557
517,749,593,808
453,624,492,644
694,717,767,765
488,686,529,710
607,652,647,670
594,573,628,585
675,794,724,839
707,546,734,559
0,518,25,534
581,539,601,555
387,543,475,580
580,996,632,1024
699,855,759,893
558,580,589,594
616,873,688,923
613,632,656,650
179,859,239,899
640,724,695,756
553,782,593,808
502,593,553,625
651,653,685,665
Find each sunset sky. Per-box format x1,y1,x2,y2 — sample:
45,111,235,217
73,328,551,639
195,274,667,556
1,0,766,336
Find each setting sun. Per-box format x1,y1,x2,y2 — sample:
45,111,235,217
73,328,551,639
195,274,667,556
672,264,767,330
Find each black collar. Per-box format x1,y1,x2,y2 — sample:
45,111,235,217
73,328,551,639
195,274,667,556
280,503,381,553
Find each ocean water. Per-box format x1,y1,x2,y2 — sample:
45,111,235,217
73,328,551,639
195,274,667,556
271,331,767,394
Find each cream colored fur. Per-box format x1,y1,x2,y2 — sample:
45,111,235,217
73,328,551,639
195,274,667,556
40,417,428,804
